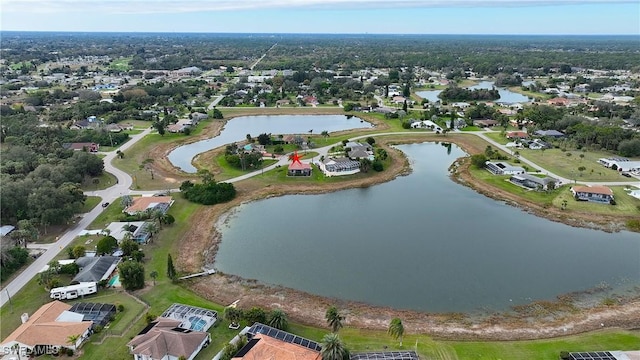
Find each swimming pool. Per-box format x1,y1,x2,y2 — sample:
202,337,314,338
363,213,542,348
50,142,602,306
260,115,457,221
107,274,121,287
188,316,207,331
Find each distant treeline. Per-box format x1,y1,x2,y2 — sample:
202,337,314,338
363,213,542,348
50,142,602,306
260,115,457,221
1,32,639,74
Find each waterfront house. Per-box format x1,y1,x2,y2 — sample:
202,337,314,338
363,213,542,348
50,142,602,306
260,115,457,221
318,157,361,177
486,161,525,175
509,174,558,190
287,152,312,177
0,301,92,354
571,185,614,204
124,196,174,215
127,318,210,360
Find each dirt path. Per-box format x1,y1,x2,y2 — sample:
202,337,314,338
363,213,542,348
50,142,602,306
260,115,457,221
145,118,639,341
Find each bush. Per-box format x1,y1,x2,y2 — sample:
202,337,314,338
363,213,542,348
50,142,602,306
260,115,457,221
145,313,157,324
243,307,267,324
66,348,74,356
626,219,640,232
117,304,125,312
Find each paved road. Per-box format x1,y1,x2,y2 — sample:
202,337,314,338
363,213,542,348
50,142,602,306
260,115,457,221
207,95,225,110
2,127,638,307
0,128,152,307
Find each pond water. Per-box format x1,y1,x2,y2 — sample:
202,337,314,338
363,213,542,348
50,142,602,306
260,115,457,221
469,81,532,104
415,90,442,103
213,143,640,313
416,81,532,105
168,115,373,173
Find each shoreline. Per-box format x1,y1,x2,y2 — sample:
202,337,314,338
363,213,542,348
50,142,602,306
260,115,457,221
145,113,640,341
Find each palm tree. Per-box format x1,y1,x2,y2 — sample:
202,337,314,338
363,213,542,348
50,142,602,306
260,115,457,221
145,222,159,242
388,318,405,347
325,306,344,333
267,309,288,330
321,130,329,138
320,333,348,360
67,334,80,349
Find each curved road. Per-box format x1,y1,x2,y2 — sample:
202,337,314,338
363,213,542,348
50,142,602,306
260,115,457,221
2,127,638,307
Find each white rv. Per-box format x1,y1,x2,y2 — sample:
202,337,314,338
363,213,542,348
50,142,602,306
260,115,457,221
50,282,97,300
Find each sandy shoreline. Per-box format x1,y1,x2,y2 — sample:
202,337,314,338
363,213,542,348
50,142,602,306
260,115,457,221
146,112,640,341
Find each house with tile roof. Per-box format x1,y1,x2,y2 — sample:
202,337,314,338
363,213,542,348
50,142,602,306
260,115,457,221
571,185,614,204
127,318,210,360
124,196,174,215
1,300,93,354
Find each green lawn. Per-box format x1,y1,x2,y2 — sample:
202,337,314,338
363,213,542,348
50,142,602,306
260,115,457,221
519,148,639,182
81,171,117,191
81,196,102,213
460,126,482,132
87,199,126,229
553,186,640,215
470,168,564,206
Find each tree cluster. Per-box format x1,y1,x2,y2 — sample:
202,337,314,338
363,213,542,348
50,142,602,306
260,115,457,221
439,86,499,102
179,179,236,206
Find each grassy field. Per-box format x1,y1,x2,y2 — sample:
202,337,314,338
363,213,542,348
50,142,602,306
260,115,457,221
109,57,131,72
482,132,639,182
80,171,117,191
87,198,126,229
519,148,638,182
81,196,102,213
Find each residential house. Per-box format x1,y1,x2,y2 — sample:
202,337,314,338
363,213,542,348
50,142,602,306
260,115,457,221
472,119,499,127
506,131,528,140
62,142,99,152
597,158,640,172
346,141,374,161
173,66,202,77
72,256,121,284
103,221,152,244
547,97,570,107
485,161,525,175
318,157,361,177
232,323,321,360
124,196,174,215
509,174,558,190
571,185,614,204
0,301,93,354
535,129,565,138
287,152,312,177
127,318,210,360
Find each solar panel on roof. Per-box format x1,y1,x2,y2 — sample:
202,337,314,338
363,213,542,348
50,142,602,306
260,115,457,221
569,352,617,360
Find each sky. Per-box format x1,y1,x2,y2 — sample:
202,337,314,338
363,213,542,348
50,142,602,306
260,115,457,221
1,0,639,35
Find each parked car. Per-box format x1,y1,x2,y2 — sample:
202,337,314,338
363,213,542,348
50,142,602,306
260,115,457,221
621,172,632,178
102,202,110,208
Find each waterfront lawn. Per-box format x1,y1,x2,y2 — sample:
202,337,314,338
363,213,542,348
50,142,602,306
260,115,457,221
446,330,640,360
519,148,638,182
470,167,564,206
289,323,640,360
553,186,640,215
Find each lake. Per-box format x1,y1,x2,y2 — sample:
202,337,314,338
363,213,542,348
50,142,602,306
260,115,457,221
213,143,640,313
168,114,373,173
469,81,532,104
416,81,532,104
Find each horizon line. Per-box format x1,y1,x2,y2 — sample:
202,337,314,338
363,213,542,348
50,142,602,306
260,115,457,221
1,30,639,36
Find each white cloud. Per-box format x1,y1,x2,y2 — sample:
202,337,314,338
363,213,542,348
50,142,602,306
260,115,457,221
2,0,637,14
